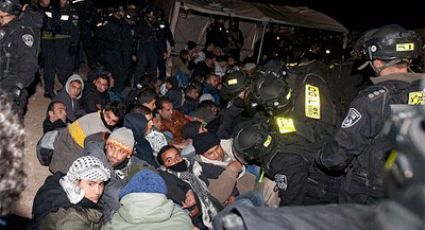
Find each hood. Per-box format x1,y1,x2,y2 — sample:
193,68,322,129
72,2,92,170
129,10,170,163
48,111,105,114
118,193,175,224
123,113,147,138
65,74,84,99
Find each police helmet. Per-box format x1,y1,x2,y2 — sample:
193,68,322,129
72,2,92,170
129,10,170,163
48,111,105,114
0,0,21,15
221,70,251,99
356,24,422,61
233,124,274,164
249,73,292,112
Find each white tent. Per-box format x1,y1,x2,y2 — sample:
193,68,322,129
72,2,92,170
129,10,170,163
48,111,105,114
160,0,348,61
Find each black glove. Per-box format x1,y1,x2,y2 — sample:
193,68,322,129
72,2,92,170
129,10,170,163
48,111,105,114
9,83,23,103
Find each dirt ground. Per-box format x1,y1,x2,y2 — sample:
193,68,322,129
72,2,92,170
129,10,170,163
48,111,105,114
13,84,52,218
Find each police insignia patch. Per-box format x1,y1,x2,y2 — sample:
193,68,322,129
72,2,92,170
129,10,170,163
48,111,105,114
22,34,34,47
341,108,362,128
275,174,288,191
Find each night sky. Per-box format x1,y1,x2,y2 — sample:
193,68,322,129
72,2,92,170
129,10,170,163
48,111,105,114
247,0,425,31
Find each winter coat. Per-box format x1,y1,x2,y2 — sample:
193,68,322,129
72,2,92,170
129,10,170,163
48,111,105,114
32,173,103,230
82,83,110,113
102,193,192,230
53,74,85,122
123,113,158,167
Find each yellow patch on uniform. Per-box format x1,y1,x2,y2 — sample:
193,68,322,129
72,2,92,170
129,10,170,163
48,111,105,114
408,91,425,105
396,43,414,52
227,78,238,85
275,117,296,134
305,84,321,119
68,121,86,147
263,135,272,147
384,150,398,171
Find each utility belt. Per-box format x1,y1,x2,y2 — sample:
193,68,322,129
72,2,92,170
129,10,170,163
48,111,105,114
41,31,71,39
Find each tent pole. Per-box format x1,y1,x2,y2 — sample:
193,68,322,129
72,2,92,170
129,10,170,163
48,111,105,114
170,1,181,36
257,21,268,64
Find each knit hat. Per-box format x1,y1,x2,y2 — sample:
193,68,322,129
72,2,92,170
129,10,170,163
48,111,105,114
182,121,203,139
193,132,220,155
67,156,111,182
199,93,215,103
106,127,135,154
119,169,167,199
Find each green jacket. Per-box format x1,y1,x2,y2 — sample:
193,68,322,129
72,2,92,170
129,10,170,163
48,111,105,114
37,207,103,230
102,193,192,230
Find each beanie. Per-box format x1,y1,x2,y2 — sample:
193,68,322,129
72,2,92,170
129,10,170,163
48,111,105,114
67,156,111,182
199,93,215,103
193,132,220,155
119,169,167,199
182,121,202,139
106,127,135,154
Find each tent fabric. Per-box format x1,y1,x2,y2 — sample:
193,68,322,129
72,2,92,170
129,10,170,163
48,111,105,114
178,0,348,33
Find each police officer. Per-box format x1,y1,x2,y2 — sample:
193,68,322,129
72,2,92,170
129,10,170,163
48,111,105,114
205,16,228,50
317,24,424,204
156,7,174,81
97,5,133,92
40,0,80,99
0,0,38,120
215,106,425,230
225,19,243,61
214,70,252,139
133,5,161,86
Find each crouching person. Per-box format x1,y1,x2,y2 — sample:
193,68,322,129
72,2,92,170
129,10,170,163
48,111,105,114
32,156,111,230
103,169,193,230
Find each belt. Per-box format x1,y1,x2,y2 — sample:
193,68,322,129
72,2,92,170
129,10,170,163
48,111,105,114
42,32,71,39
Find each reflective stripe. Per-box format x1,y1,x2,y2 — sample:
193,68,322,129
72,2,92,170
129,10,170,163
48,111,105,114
60,15,69,21
384,150,398,171
72,0,86,3
275,117,296,134
408,91,425,105
68,121,86,148
305,84,321,119
45,11,52,18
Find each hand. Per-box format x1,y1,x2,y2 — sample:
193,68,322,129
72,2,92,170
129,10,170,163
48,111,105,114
227,161,243,173
181,190,197,209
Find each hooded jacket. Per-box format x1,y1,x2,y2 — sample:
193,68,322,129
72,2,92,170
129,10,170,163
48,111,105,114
102,193,192,230
123,113,158,167
53,74,85,122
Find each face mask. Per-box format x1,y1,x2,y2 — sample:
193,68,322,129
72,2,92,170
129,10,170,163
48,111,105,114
169,160,188,172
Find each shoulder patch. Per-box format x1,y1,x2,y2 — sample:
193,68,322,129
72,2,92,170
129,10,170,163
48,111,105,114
341,108,362,128
275,174,288,191
22,34,34,47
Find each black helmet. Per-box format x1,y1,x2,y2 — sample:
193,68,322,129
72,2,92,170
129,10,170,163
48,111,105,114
249,73,292,112
221,71,251,99
0,0,21,15
355,24,422,61
233,124,274,164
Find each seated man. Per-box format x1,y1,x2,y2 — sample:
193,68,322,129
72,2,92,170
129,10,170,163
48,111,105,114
155,97,189,145
43,100,67,133
193,132,257,206
82,73,110,113
53,73,85,122
81,127,148,223
49,102,122,173
157,145,221,229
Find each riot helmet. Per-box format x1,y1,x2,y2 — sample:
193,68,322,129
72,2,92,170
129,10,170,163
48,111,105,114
355,24,422,62
249,72,292,113
0,0,21,15
233,123,274,164
221,70,251,99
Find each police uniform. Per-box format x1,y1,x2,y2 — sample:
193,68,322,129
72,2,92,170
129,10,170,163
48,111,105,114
97,14,133,92
320,73,425,204
133,11,161,85
0,17,38,119
157,18,174,81
41,1,80,95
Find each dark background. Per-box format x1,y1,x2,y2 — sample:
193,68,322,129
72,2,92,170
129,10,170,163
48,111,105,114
246,0,425,31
